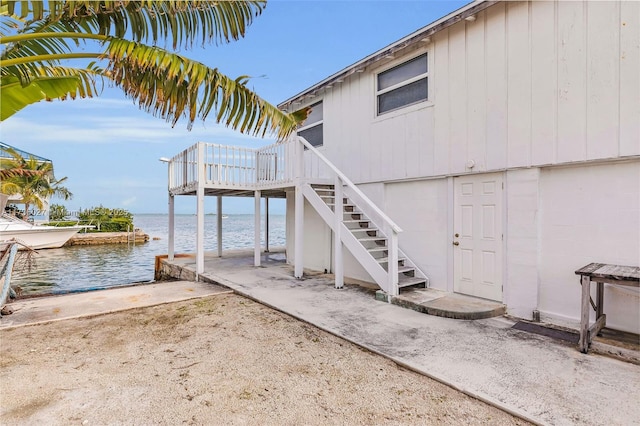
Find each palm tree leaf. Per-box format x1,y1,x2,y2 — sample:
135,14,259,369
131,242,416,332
104,39,302,138
3,1,266,49
1,1,303,139
1,75,77,120
1,66,100,120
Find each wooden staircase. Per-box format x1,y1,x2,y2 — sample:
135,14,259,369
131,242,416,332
306,184,428,293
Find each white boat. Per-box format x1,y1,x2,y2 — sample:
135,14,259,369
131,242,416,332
0,214,85,249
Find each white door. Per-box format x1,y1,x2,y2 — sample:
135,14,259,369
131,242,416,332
453,173,503,301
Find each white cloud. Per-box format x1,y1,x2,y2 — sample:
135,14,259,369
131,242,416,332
1,109,277,147
121,196,137,206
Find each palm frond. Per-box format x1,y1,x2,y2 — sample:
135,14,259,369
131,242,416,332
3,1,266,49
1,65,101,120
0,168,46,179
106,39,302,138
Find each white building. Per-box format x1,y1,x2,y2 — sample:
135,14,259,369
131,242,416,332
166,0,639,334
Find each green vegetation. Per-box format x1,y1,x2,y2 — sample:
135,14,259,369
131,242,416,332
48,203,68,221
79,206,133,232
0,147,72,221
0,1,306,138
47,205,134,232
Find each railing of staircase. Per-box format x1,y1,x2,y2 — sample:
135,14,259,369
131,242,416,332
296,136,403,296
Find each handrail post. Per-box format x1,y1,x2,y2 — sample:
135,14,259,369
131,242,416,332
388,230,399,298
294,136,304,278
334,176,344,289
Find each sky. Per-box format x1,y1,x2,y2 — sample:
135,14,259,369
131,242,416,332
0,0,469,215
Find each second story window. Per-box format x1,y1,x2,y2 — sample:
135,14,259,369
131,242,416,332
298,101,323,148
376,53,428,115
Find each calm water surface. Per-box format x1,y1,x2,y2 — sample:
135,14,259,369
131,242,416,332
12,214,285,295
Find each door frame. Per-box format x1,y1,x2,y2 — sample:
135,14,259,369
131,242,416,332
447,172,506,301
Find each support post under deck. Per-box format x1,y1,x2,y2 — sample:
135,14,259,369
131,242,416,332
217,195,223,257
265,197,270,253
254,190,261,267
196,142,205,276
168,193,175,261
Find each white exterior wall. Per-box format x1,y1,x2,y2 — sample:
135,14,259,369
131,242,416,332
384,179,450,291
286,192,331,273
538,161,640,333
285,0,639,332
504,169,540,320
300,1,639,183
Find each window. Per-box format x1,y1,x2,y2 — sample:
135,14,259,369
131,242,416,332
376,53,428,115
298,101,323,147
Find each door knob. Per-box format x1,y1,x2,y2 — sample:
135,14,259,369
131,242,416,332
454,233,459,238
453,241,459,246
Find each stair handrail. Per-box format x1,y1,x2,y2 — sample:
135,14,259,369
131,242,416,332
296,137,403,234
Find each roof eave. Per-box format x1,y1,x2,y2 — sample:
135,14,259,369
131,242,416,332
278,0,498,111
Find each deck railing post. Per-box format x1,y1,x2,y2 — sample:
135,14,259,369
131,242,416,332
334,176,344,289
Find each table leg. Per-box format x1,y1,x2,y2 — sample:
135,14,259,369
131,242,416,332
596,282,604,336
579,275,591,353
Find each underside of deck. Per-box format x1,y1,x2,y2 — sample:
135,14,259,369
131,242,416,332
170,186,292,198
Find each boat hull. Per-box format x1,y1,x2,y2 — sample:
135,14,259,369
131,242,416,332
0,226,83,249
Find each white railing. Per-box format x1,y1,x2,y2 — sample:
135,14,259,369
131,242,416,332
297,137,403,296
203,143,256,186
168,139,297,192
166,135,403,295
168,144,198,191
255,139,296,187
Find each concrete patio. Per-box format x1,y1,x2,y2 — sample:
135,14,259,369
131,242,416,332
156,249,640,426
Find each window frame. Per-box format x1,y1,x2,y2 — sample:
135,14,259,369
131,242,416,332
297,101,324,148
375,52,429,117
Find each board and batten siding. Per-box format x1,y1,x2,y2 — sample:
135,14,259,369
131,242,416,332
306,0,639,184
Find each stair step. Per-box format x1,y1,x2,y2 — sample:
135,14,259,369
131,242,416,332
320,195,347,202
358,236,387,243
349,228,379,234
398,266,414,274
368,247,389,254
376,257,405,265
398,276,427,289
343,219,370,225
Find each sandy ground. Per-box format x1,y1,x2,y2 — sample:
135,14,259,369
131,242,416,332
0,293,529,425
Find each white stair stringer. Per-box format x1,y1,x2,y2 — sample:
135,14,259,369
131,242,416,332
303,183,430,295
302,183,391,293
398,248,430,287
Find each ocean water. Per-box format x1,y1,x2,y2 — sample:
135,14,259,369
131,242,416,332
10,214,286,295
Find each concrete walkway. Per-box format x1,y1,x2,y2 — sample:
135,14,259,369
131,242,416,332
164,251,639,426
0,281,231,329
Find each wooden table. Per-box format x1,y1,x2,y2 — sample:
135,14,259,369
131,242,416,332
575,263,639,353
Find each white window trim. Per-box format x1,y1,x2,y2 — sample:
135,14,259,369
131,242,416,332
297,101,324,148
298,119,323,134
374,51,430,117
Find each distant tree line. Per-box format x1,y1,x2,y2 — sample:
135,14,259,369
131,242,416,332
49,204,134,232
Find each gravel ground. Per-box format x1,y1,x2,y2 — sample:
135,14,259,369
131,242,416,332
0,293,530,425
